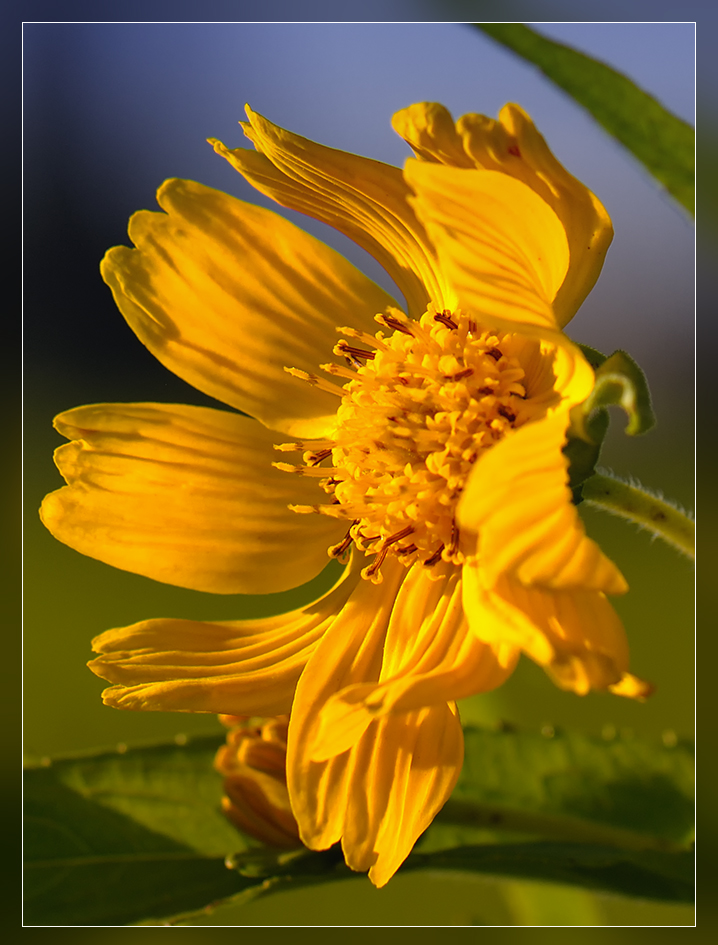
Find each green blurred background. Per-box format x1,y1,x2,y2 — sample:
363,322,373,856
23,10,695,927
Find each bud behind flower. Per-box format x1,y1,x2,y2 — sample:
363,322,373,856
215,715,301,849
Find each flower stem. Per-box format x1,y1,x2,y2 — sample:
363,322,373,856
581,472,694,559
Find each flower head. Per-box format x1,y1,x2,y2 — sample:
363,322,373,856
40,102,650,886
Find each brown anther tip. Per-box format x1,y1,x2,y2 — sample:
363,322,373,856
307,448,332,466
486,348,503,361
434,312,458,330
423,544,444,567
328,530,354,558
445,367,473,382
335,342,375,361
383,524,415,546
377,312,413,335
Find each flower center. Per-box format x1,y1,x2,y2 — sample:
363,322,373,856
276,306,542,583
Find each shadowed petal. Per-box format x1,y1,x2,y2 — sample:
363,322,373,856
342,704,464,887
211,106,452,318
40,403,345,594
286,559,404,847
87,554,363,715
284,560,484,886
101,178,396,437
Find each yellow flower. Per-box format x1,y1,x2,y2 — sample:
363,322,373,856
40,102,651,887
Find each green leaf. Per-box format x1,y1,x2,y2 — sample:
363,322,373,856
429,725,694,851
475,23,694,214
160,842,692,925
25,726,693,925
24,735,256,926
403,844,693,904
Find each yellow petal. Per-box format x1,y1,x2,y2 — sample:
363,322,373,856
461,104,613,326
40,403,345,594
608,673,655,701
457,409,627,595
367,703,463,887
283,560,482,886
210,106,452,318
362,704,464,887
393,102,613,326
392,102,475,167
290,703,463,888
404,160,570,341
101,178,395,438
463,563,648,697
87,554,363,715
286,558,407,847
310,562,517,759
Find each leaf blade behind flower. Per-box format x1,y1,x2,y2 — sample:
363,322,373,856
24,726,693,925
431,724,694,849
24,735,254,926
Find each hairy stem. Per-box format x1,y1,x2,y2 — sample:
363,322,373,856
581,472,694,559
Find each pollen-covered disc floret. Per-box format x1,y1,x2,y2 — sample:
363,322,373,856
276,306,547,583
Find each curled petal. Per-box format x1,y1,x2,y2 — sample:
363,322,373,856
40,403,345,594
88,552,363,715
463,562,650,698
211,106,452,317
457,409,627,595
101,177,395,437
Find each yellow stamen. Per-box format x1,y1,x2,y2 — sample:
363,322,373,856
280,305,551,579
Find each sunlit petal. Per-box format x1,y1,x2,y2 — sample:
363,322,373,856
88,554,362,715
404,160,570,341
101,178,396,437
394,101,613,326
211,106,453,317
40,403,345,593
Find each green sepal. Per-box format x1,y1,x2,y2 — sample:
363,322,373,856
564,419,608,503
571,349,656,443
576,343,608,370
564,348,655,502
